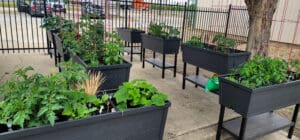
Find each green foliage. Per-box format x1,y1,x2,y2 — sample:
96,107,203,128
62,17,122,67
103,42,124,65
290,60,300,77
184,36,204,48
148,22,180,39
41,16,62,30
0,63,107,129
212,34,236,53
227,56,288,88
114,80,168,110
41,16,76,32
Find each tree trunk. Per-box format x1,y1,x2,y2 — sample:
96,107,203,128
245,0,278,57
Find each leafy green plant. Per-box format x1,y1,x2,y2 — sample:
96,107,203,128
41,16,62,30
148,22,180,39
64,18,123,67
226,56,298,88
0,62,109,129
41,16,76,32
113,80,168,110
290,60,300,77
212,34,236,53
184,36,204,48
103,42,124,65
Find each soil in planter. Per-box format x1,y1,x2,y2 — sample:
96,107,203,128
198,44,244,54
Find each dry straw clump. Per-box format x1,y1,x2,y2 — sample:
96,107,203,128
77,71,105,95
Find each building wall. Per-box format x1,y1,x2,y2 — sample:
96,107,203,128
196,0,300,45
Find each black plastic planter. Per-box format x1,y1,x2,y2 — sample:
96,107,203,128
219,75,300,117
71,54,132,91
117,28,145,43
46,29,59,44
141,34,181,54
0,101,171,140
181,44,250,74
53,33,70,61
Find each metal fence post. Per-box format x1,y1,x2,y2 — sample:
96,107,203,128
43,0,47,17
181,2,188,41
225,4,232,37
125,0,128,28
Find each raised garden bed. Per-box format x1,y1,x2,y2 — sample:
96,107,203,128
181,44,250,90
53,33,70,62
117,28,145,62
71,54,132,91
117,28,145,43
141,34,181,78
0,101,171,140
142,34,180,54
216,56,300,139
219,75,300,117
181,44,250,74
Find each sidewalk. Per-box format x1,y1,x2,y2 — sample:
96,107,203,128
0,53,298,140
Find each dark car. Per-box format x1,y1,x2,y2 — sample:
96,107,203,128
81,3,105,19
29,1,52,17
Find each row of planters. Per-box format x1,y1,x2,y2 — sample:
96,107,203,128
181,34,300,139
42,16,131,91
0,62,170,140
117,22,181,78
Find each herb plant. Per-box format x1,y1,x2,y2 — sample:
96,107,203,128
148,22,180,39
184,36,204,48
212,34,236,53
227,56,300,88
114,80,168,110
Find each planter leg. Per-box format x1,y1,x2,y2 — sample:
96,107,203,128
142,48,145,68
130,42,133,62
174,54,177,77
195,67,199,88
182,62,187,89
288,104,300,139
162,54,165,79
239,117,248,140
216,105,225,140
140,43,142,61
153,52,156,68
53,42,57,66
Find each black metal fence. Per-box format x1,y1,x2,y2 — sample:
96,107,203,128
0,0,249,53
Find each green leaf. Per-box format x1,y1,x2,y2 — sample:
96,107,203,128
151,93,168,107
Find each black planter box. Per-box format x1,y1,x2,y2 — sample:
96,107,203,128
181,44,250,74
219,75,300,117
0,101,171,140
71,54,132,91
141,34,181,54
46,29,59,43
53,33,70,61
117,28,145,43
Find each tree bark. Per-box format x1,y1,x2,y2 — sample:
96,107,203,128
245,0,278,57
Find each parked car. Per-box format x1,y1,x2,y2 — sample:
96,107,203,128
48,0,66,13
17,0,52,17
81,3,105,19
29,1,52,17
